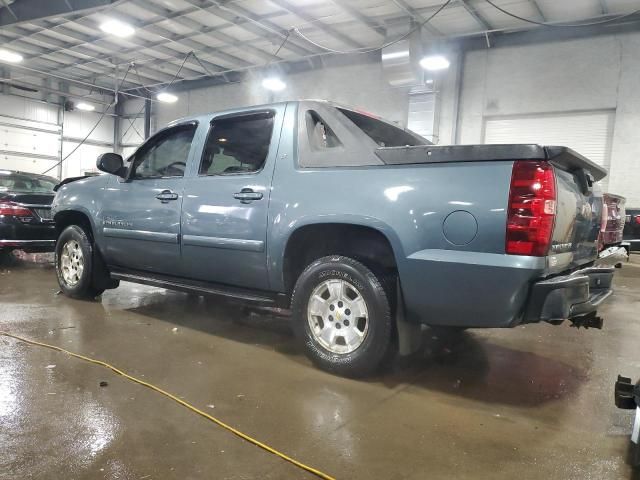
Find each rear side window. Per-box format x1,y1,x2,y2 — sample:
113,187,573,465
337,108,428,147
306,110,341,150
200,112,274,175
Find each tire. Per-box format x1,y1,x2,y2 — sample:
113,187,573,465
291,255,394,377
55,225,110,299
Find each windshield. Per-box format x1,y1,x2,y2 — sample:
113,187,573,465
337,108,430,147
0,173,57,193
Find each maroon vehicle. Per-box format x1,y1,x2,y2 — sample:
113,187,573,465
598,192,628,267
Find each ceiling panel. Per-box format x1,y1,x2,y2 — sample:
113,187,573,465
0,0,638,97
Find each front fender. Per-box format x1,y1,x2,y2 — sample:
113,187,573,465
52,175,109,245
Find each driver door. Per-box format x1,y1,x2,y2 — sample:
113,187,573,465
101,122,197,274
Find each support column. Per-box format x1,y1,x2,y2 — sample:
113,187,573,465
144,97,151,139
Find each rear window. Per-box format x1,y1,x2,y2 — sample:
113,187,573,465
337,108,429,147
0,174,56,193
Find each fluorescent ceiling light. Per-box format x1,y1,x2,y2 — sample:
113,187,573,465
76,102,95,111
419,55,450,71
157,92,178,103
381,51,410,61
0,49,23,63
100,20,135,38
262,77,286,92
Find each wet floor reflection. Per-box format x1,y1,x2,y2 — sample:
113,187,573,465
2,252,639,479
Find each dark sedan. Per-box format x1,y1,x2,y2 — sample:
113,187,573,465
0,169,58,255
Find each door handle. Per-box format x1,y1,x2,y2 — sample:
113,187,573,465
233,189,263,203
156,190,179,203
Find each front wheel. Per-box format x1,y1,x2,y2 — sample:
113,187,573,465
291,255,394,377
55,225,106,299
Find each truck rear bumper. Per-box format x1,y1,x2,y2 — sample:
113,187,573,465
523,266,615,324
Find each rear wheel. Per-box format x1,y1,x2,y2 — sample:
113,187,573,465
55,225,112,299
291,255,394,377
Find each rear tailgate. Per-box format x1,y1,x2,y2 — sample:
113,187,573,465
545,146,607,270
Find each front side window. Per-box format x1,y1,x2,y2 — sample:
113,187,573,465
199,112,274,176
131,124,197,179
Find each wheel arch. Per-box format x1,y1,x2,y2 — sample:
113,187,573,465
54,208,97,242
279,218,404,297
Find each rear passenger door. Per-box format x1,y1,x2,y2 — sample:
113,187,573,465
180,108,283,290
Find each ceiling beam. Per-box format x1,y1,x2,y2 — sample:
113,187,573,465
391,0,443,36
0,34,168,88
600,0,609,15
329,0,386,38
268,0,364,49
183,0,316,57
0,0,297,76
13,26,199,84
131,0,275,65
459,0,492,30
0,0,122,27
0,77,112,105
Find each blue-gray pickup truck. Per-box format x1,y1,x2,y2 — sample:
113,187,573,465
51,100,614,376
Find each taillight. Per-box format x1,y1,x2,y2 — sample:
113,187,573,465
636,216,640,225
506,160,556,256
0,201,32,217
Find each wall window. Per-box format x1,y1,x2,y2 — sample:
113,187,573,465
131,124,197,179
200,112,274,176
306,110,342,150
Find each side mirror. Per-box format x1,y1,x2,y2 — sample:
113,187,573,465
97,153,126,177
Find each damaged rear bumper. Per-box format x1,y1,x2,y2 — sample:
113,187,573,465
523,266,614,326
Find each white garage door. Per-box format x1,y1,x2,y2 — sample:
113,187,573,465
484,110,614,188
0,114,61,176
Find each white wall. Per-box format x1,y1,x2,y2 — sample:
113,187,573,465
453,32,640,206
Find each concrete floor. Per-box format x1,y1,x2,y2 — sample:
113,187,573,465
1,253,639,480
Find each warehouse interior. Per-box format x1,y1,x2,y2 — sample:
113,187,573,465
2,1,640,479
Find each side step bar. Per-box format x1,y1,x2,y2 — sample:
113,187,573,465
110,270,278,305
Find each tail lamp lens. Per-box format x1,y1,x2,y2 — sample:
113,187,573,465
0,201,32,217
506,161,557,256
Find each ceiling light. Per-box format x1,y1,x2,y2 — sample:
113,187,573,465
157,92,178,103
100,19,135,38
419,55,450,71
76,102,95,111
262,77,286,92
0,49,23,63
218,138,227,143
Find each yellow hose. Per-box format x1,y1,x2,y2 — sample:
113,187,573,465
0,331,336,480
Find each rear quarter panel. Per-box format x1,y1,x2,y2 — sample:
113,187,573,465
269,104,545,326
